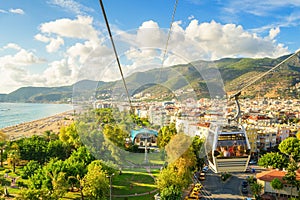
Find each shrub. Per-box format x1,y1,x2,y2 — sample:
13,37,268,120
221,173,232,181
16,180,27,188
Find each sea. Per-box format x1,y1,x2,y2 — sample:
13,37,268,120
0,103,73,129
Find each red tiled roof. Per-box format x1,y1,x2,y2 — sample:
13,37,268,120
248,115,270,121
256,169,300,183
196,122,210,128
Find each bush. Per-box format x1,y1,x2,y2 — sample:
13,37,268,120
4,169,11,174
21,160,40,179
16,180,27,188
247,175,257,185
221,173,232,181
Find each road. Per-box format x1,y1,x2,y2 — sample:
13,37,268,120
199,165,263,200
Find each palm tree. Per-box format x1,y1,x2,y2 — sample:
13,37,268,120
0,131,8,167
250,182,263,199
7,143,20,173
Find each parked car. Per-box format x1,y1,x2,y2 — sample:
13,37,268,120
241,180,248,187
241,187,248,195
249,160,257,165
194,183,202,189
202,166,209,172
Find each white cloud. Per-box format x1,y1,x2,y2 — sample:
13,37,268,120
9,8,25,15
38,15,99,43
34,34,50,43
0,48,44,68
46,36,64,53
0,17,292,93
0,46,47,93
44,59,72,84
181,20,288,59
269,27,280,40
136,20,165,48
49,0,94,15
188,15,195,20
0,9,7,13
223,0,300,16
3,43,22,50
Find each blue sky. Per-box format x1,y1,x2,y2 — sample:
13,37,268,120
0,0,300,93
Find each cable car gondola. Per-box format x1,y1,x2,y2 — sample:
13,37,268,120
205,92,251,173
207,123,251,173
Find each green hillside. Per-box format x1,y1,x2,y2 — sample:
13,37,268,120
1,53,299,103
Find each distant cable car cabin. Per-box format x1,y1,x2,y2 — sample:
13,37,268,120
130,128,158,149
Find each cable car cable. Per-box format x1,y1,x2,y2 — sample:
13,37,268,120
230,49,300,99
161,0,178,67
99,0,133,113
158,0,179,82
227,50,300,123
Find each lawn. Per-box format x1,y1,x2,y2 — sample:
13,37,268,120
112,193,155,200
123,151,165,166
112,168,157,195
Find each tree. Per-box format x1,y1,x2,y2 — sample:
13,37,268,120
258,152,288,169
44,130,52,141
59,123,81,149
157,123,177,149
17,136,48,164
296,130,300,140
160,185,182,200
47,140,69,160
278,137,300,161
21,160,41,179
7,143,20,173
102,124,129,148
250,182,263,199
0,131,7,167
77,124,123,164
94,108,115,126
67,146,94,167
283,160,299,197
191,136,205,170
82,164,109,200
87,160,117,176
26,159,68,199
156,166,185,200
270,178,283,200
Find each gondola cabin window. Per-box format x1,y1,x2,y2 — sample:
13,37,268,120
217,133,248,157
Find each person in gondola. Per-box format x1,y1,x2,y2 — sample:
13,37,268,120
236,145,244,156
222,146,230,157
228,141,237,156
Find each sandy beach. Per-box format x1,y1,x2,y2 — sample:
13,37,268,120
0,111,75,141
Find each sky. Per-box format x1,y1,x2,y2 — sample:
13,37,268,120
1,0,300,94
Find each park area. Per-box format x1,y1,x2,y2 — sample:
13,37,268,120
0,161,161,200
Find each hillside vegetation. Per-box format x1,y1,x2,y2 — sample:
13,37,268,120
1,53,300,103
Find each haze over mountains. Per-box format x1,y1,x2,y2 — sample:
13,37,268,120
1,53,300,103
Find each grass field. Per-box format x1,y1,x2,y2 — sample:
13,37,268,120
112,168,157,195
123,151,165,166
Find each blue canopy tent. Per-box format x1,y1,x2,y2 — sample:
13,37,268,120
130,128,158,148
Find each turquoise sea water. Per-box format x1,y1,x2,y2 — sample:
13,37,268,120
0,103,73,129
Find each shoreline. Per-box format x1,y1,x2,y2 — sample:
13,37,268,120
0,110,74,141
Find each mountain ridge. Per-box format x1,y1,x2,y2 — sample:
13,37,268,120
1,53,299,103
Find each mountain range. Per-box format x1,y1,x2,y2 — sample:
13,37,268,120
1,53,299,103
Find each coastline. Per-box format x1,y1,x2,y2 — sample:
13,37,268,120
0,110,74,141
